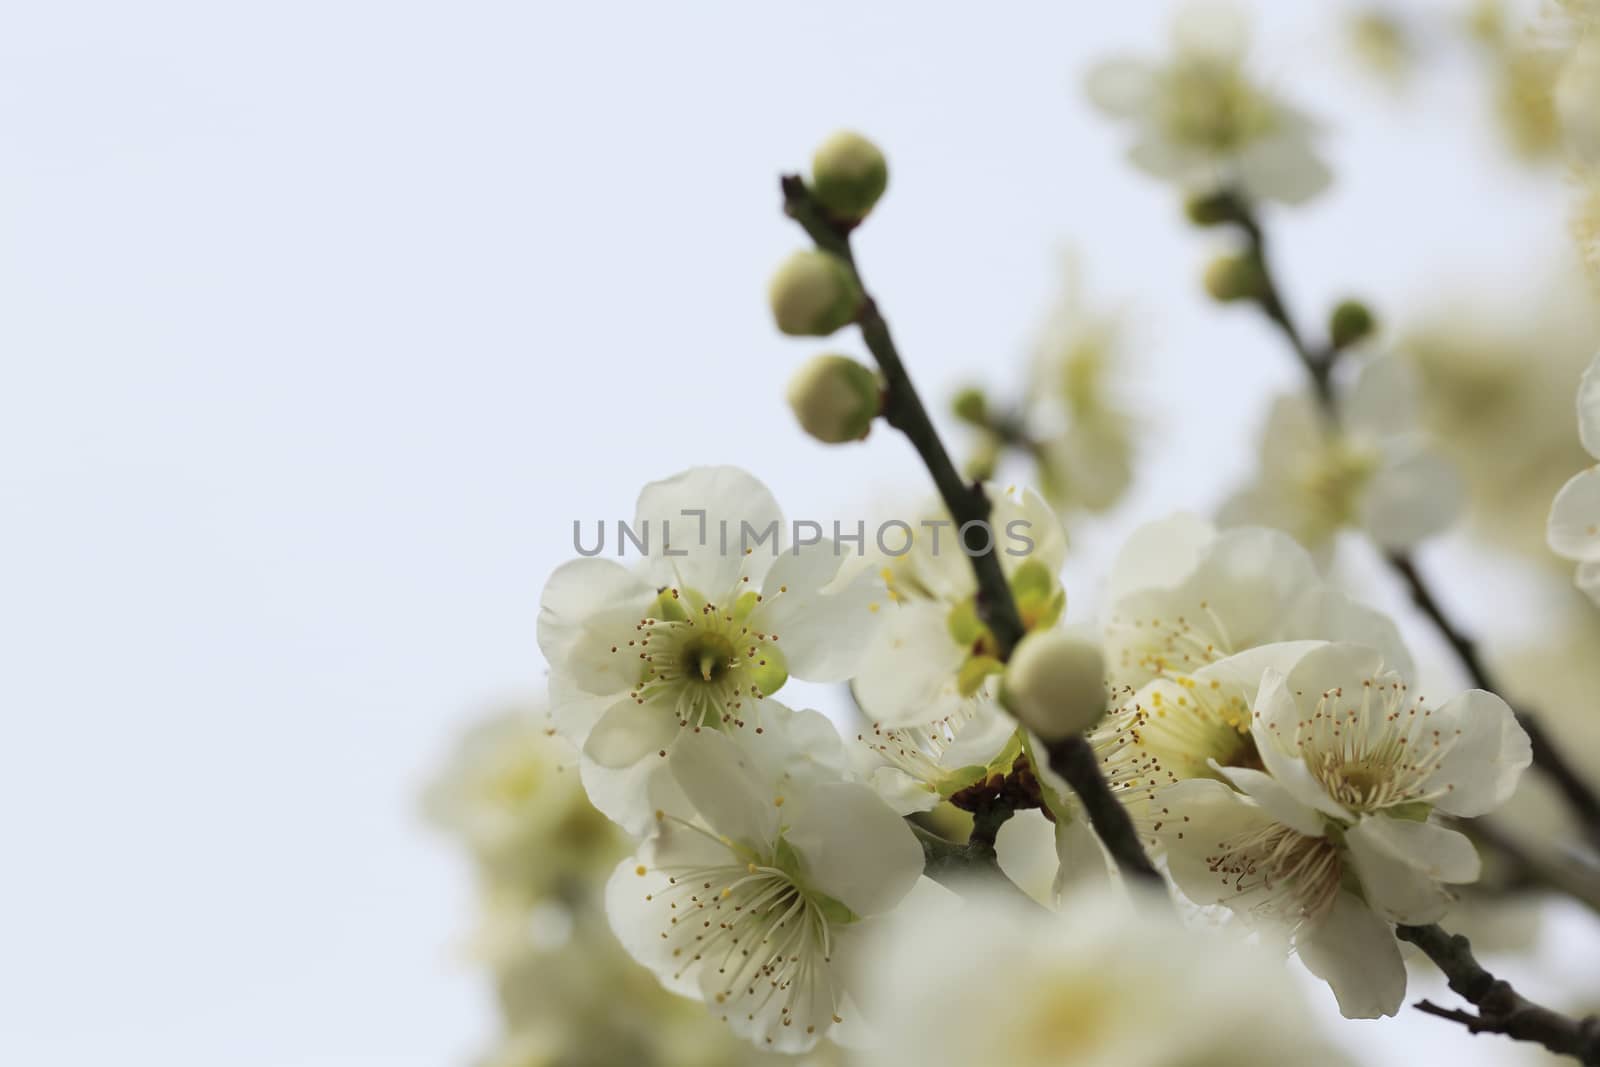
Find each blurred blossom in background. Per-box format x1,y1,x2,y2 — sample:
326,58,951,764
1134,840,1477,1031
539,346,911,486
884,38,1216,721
4,0,1600,1065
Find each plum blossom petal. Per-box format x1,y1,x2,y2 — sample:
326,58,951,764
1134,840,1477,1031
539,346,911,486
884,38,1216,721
1296,891,1406,1019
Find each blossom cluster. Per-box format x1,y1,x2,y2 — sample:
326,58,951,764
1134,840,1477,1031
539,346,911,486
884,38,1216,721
523,461,1531,1054
430,3,1600,1063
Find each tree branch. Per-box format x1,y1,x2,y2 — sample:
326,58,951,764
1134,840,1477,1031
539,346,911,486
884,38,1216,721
781,174,1162,889
1043,733,1164,883
1396,923,1600,1065
910,821,1033,905
1216,190,1600,857
1387,553,1600,854
782,174,1025,655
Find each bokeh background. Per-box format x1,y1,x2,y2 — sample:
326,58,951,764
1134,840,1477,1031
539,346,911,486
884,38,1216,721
3,0,1595,1063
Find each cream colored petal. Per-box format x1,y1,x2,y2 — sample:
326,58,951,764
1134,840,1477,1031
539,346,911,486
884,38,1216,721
1548,466,1600,562
782,781,924,918
634,465,784,593
1296,891,1406,1019
1084,56,1158,117
1424,689,1532,818
755,539,884,682
1344,816,1462,924
1578,350,1600,459
1361,448,1463,549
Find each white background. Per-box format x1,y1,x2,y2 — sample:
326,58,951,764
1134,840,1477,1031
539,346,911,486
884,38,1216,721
1,1,1590,1063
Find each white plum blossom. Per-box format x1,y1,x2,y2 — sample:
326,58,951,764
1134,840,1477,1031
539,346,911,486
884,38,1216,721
1547,351,1600,603
537,466,881,832
1103,513,1413,691
860,883,1355,1067
606,727,924,1053
1085,1,1331,204
1222,358,1464,557
852,486,1067,730
1157,642,1531,1018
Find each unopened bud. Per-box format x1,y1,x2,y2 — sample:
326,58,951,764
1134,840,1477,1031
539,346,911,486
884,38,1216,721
769,250,863,337
1001,631,1107,741
1185,191,1243,227
1202,253,1266,303
951,386,989,426
964,434,1002,482
1328,299,1377,349
786,354,881,443
811,131,889,222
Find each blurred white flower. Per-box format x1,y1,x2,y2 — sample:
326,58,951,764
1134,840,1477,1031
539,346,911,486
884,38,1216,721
607,728,924,1052
1345,7,1418,89
486,900,837,1067
1468,1,1566,161
1557,35,1600,162
1085,1,1331,204
1024,259,1137,515
537,466,881,832
422,704,620,897
1547,351,1600,602
1578,176,1600,284
1102,513,1412,692
1402,277,1600,559
1158,642,1530,1018
851,486,1066,729
859,882,1354,1067
1221,358,1464,557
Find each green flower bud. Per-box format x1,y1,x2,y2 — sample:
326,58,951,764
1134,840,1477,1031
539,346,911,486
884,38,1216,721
785,354,881,443
811,131,889,222
1202,253,1267,303
1001,631,1106,741
1328,299,1377,350
769,250,863,336
951,386,989,426
963,434,1002,482
1185,191,1244,227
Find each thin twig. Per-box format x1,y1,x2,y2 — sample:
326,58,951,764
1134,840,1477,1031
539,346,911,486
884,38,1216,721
1043,734,1163,882
781,174,1162,889
1387,553,1600,855
909,821,1033,905
1396,924,1600,1064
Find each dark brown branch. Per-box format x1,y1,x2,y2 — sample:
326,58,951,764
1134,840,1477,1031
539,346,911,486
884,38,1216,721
1215,189,1600,857
1396,924,1600,1064
781,174,1163,889
1386,553,1600,854
781,174,1024,656
1043,734,1164,883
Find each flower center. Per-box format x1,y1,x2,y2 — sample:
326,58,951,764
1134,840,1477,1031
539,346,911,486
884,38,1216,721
642,825,844,1040
1159,58,1275,151
623,587,788,733
484,758,545,807
1297,679,1463,813
1205,821,1343,928
1295,437,1380,535
680,632,737,683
